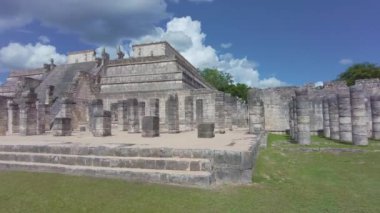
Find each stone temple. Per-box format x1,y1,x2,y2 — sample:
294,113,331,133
0,41,258,187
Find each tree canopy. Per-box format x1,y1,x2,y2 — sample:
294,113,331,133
200,68,250,102
338,63,380,86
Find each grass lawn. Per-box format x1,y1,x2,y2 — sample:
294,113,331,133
1,135,379,213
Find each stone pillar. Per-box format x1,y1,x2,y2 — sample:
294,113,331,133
118,100,128,131
328,94,340,140
198,123,215,138
248,97,264,134
350,85,368,146
58,98,75,118
7,100,19,134
37,102,46,134
196,99,203,125
142,116,159,137
89,99,103,133
93,111,112,137
337,92,352,142
295,89,311,145
322,97,330,138
289,100,294,137
215,93,225,133
52,118,72,136
138,101,145,131
371,95,380,140
45,85,54,105
19,90,38,136
184,96,194,131
149,98,159,117
127,98,139,133
292,97,298,141
166,94,179,133
0,97,8,136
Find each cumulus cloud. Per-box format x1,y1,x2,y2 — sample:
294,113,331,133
221,43,232,49
132,16,287,88
0,42,66,70
0,0,170,45
339,58,353,65
38,35,50,44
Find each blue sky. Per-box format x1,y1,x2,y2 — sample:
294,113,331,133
0,0,379,87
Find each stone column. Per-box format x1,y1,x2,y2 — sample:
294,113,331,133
149,98,159,117
196,99,203,125
292,97,298,141
127,98,139,133
215,93,225,133
7,100,19,134
337,92,352,142
142,116,159,137
350,85,368,146
138,101,145,131
198,123,215,138
322,97,330,138
371,95,380,140
289,100,294,138
328,94,340,140
58,98,75,118
19,90,38,136
37,102,46,134
184,96,194,131
295,89,311,145
52,118,72,136
118,100,128,131
93,111,112,137
166,94,180,133
89,99,103,133
249,97,264,134
0,97,8,136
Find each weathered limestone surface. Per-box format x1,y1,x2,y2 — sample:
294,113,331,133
322,97,330,138
52,118,72,136
127,98,139,133
198,123,215,138
118,100,128,131
350,85,368,146
214,93,225,133
337,92,352,142
184,96,194,131
292,97,298,140
37,102,46,134
196,99,203,125
166,94,180,133
19,90,38,136
371,95,380,140
138,101,145,132
248,94,264,135
295,89,311,145
328,94,340,140
0,97,8,136
7,100,19,134
149,98,160,117
142,116,160,137
93,111,112,137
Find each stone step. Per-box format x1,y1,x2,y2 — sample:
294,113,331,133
0,161,213,187
0,152,211,172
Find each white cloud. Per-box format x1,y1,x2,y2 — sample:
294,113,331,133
38,35,50,44
339,58,353,65
221,43,232,49
0,42,66,70
314,81,324,87
132,16,287,88
0,0,170,45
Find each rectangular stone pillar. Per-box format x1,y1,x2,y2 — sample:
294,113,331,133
37,102,46,134
149,98,159,117
142,116,159,137
198,123,215,138
371,95,380,140
328,94,340,140
52,118,72,136
138,101,145,132
118,100,128,131
0,97,8,136
89,99,103,133
7,100,19,134
19,90,38,136
350,85,368,145
295,88,311,145
166,94,179,133
337,92,352,142
322,97,330,138
185,96,194,131
249,97,264,135
196,99,203,125
93,111,112,137
127,98,139,133
215,93,225,133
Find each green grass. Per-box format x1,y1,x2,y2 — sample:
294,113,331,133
1,135,380,213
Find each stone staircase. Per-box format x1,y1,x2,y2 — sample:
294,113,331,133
0,144,215,187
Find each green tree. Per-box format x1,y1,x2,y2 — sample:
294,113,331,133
338,63,380,86
200,68,250,102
